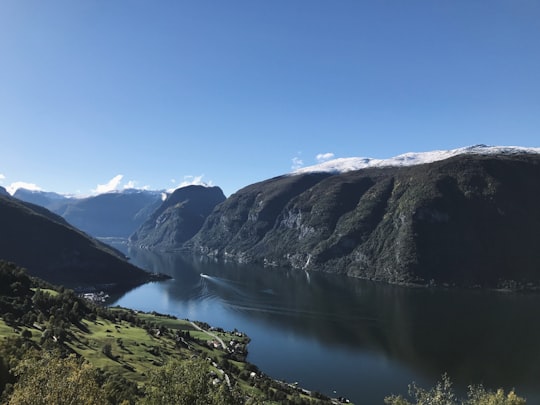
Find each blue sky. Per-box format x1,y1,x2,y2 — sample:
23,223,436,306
1,1,539,196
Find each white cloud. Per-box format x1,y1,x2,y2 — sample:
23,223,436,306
179,175,213,187
93,174,124,194
291,156,304,170
0,174,5,182
316,152,335,163
7,181,43,195
123,180,137,189
168,175,213,192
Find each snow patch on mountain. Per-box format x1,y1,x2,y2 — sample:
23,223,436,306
292,145,540,175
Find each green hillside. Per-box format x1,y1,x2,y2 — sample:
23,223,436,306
0,261,338,404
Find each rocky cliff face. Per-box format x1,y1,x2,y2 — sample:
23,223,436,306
130,185,226,250
187,154,540,288
0,193,155,289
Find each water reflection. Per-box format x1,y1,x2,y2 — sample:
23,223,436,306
113,245,540,403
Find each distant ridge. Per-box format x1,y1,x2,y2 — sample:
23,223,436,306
293,145,540,175
14,188,163,238
13,188,70,211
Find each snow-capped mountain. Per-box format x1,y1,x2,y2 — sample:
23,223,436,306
293,145,540,175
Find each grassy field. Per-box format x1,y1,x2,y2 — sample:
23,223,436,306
0,309,336,404
0,311,244,380
30,287,59,296
67,312,250,385
0,319,13,339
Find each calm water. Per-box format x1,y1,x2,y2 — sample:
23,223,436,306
110,245,540,404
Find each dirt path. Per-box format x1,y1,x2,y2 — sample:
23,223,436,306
189,321,231,388
190,321,227,349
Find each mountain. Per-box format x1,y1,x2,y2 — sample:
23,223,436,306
187,149,540,288
0,186,8,197
130,185,226,250
14,188,163,238
56,189,164,238
0,193,160,289
294,144,540,174
13,188,70,211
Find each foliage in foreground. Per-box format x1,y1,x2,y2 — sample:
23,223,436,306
140,358,242,405
385,374,526,405
8,351,107,405
4,350,240,405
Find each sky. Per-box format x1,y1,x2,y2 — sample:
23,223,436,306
1,1,539,197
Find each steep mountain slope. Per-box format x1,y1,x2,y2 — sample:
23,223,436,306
14,189,163,238
130,185,226,250
0,194,157,289
188,153,540,288
0,186,8,197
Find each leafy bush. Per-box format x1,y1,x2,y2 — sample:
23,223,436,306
385,374,526,405
8,351,107,405
139,358,241,405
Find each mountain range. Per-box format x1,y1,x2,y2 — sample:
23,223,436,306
4,145,540,289
14,188,163,238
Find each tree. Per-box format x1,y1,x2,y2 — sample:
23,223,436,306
99,372,141,405
102,343,113,358
8,351,108,405
0,355,10,398
384,374,526,405
20,330,31,340
465,385,526,405
139,358,241,405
